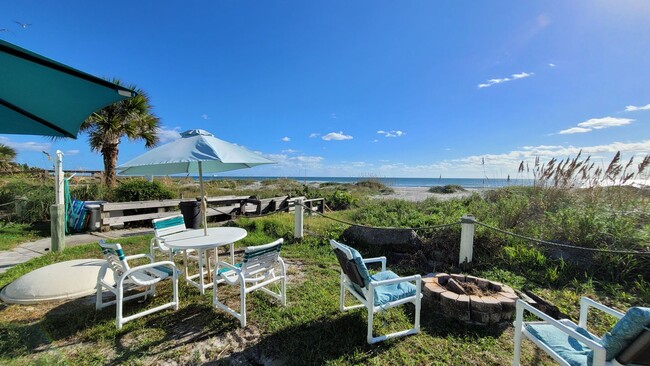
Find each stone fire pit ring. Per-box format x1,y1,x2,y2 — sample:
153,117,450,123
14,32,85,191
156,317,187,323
422,273,519,325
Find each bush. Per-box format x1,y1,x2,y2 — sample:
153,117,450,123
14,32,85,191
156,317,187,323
110,179,174,202
428,184,465,194
326,190,358,211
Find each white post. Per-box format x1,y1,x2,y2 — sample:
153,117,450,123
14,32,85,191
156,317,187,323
55,150,64,205
459,214,475,266
294,198,303,239
51,150,65,252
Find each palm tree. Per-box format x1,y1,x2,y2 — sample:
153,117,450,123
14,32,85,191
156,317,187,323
0,143,17,171
80,79,160,188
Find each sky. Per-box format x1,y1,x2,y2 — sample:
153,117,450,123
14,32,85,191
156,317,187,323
1,1,649,179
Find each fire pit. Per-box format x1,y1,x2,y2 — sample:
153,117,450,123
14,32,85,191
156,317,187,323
422,273,519,324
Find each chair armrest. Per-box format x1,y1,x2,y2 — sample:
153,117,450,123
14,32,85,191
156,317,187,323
579,296,625,328
125,253,154,262
122,260,177,279
363,256,386,271
370,274,421,287
516,299,606,360
216,261,240,271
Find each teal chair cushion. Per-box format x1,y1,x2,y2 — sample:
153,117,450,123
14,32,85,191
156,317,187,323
602,307,650,360
525,323,599,366
370,270,417,306
217,263,242,275
339,243,371,287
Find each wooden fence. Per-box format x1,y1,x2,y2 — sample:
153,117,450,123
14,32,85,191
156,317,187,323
98,195,324,231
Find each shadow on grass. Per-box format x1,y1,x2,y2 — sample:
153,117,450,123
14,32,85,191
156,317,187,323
220,313,390,365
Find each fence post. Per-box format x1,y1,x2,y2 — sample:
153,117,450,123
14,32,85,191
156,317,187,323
459,214,475,267
294,198,304,240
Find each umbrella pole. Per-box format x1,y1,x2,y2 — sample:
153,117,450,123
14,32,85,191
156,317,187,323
198,162,208,236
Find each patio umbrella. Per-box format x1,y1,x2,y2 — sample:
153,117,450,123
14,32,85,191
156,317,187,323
0,39,136,138
117,129,275,234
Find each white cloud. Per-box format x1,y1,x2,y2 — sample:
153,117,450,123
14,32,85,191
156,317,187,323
377,130,405,138
0,137,51,152
558,117,634,134
559,127,592,135
309,133,320,138
156,126,181,142
293,156,323,164
373,139,379,143
331,113,337,119
65,150,80,156
478,71,534,88
282,149,298,154
281,136,291,142
579,117,633,129
322,131,353,141
201,114,210,120
625,104,650,112
549,63,556,67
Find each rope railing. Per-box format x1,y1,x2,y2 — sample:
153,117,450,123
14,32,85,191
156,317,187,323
473,220,650,256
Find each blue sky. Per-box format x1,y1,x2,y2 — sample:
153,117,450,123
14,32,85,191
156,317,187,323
1,1,649,178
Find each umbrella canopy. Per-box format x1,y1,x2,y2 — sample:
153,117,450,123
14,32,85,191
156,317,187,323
117,129,275,175
117,129,275,234
0,39,136,138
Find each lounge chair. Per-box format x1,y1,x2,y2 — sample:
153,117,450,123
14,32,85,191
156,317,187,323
330,239,422,344
213,239,286,327
96,240,179,330
513,297,650,365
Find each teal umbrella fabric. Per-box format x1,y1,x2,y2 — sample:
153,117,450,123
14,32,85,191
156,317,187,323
0,40,136,138
117,129,275,233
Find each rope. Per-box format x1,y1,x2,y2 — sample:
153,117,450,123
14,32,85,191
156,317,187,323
294,202,461,231
474,220,650,255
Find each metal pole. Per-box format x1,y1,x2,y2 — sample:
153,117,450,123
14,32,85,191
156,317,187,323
459,214,475,267
55,150,64,205
294,198,303,239
198,161,208,236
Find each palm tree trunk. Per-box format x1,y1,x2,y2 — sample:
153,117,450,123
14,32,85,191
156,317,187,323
102,143,119,188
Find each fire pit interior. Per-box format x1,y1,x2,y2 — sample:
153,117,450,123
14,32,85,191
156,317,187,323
422,273,519,324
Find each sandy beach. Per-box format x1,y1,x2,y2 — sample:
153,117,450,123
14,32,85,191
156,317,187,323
370,187,484,202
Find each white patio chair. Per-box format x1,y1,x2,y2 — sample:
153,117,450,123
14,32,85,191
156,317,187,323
96,240,179,330
213,238,286,327
513,297,650,365
330,239,422,344
151,215,205,281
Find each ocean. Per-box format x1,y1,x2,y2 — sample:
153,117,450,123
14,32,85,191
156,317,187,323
206,176,532,188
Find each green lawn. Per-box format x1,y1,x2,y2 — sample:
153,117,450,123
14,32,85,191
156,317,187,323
2,213,638,365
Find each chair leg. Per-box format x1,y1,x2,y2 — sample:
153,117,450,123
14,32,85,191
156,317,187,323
95,282,103,310
240,285,247,327
367,306,375,344
339,273,346,312
117,286,124,330
513,303,524,366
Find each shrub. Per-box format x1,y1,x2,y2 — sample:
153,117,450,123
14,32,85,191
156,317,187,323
428,184,465,194
326,190,358,211
110,179,174,202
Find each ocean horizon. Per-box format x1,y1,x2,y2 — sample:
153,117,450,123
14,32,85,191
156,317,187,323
204,176,533,188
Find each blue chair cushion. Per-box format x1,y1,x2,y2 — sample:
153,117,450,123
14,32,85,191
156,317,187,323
602,307,650,360
370,270,417,306
338,243,371,287
526,323,599,366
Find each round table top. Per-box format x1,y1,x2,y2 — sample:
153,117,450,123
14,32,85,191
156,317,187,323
163,227,247,250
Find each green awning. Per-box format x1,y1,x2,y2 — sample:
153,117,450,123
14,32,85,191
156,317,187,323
0,40,136,138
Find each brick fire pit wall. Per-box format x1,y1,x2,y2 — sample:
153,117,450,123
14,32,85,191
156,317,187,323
422,273,519,324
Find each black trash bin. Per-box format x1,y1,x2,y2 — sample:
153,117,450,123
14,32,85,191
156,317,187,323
179,200,202,229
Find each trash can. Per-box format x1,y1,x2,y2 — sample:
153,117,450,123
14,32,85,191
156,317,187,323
179,200,202,229
84,201,106,232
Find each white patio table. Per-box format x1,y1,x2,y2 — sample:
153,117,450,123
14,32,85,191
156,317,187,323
163,227,247,294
